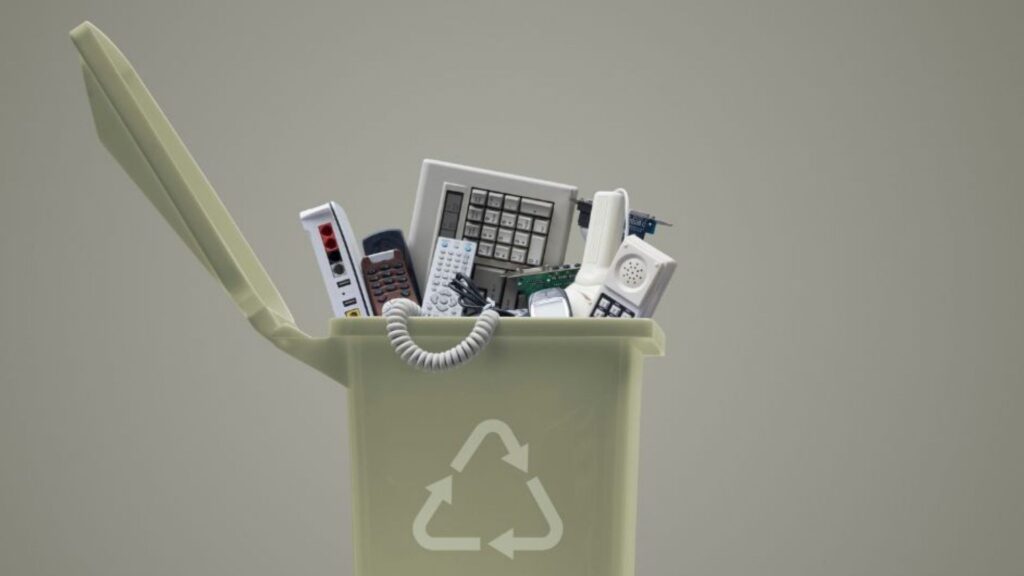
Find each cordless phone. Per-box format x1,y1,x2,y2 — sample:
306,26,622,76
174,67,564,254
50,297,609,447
362,229,421,300
361,249,418,315
590,235,676,318
421,237,477,317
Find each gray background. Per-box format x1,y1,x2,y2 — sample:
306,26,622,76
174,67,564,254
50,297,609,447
1,1,1022,574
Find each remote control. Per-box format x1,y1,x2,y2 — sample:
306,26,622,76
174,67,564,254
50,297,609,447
421,237,477,317
361,249,419,315
362,229,422,300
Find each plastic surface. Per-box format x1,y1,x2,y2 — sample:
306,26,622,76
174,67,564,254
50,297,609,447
71,21,666,576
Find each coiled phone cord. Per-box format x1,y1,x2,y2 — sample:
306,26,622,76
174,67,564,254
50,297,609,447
382,298,500,372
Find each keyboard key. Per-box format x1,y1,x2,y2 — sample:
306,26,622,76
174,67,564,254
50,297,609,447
464,222,481,238
500,211,517,227
487,192,504,209
470,189,488,205
497,228,514,244
510,247,527,264
484,209,501,224
526,234,546,265
481,225,497,241
493,245,511,260
533,218,549,234
516,215,533,231
520,197,553,218
513,231,530,247
478,242,494,257
467,206,484,222
503,195,521,211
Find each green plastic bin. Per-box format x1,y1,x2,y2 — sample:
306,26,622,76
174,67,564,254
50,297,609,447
71,21,666,576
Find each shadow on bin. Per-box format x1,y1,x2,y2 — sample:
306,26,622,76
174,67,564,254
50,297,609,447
71,21,666,576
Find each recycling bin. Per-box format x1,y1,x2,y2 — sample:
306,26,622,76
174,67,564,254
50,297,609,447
279,314,664,576
72,20,667,576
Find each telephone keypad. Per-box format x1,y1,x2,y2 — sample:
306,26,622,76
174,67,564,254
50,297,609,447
361,249,419,315
591,293,636,318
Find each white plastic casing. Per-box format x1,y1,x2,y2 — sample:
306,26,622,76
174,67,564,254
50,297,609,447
407,159,578,296
300,202,372,317
591,235,676,318
565,190,626,316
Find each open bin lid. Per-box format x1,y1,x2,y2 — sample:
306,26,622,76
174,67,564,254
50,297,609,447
70,21,664,387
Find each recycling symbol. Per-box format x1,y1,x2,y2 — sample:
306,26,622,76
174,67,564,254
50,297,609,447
412,419,563,559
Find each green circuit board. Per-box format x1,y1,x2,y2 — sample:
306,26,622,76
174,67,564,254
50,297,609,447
500,264,581,309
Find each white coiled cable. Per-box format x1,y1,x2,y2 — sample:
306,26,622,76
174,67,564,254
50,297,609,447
382,298,500,372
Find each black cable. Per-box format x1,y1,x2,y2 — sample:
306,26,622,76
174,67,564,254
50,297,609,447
447,272,528,317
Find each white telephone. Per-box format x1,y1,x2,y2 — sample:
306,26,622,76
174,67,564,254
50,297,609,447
590,235,676,318
565,189,628,316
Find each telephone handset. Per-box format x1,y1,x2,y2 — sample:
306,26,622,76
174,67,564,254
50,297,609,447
589,235,676,318
565,189,628,316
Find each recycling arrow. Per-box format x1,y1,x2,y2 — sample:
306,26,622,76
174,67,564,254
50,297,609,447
488,477,564,559
412,418,563,559
451,419,529,474
412,476,481,551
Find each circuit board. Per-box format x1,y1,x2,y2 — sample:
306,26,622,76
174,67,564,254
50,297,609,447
499,264,581,309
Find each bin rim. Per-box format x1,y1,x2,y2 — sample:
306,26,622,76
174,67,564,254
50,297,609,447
329,317,665,357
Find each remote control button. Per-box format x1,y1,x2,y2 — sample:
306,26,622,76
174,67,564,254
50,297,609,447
441,239,449,248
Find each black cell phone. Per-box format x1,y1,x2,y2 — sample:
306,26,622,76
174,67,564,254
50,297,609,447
362,229,422,301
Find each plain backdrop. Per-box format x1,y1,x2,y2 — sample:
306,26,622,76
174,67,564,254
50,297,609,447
1,1,1022,575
